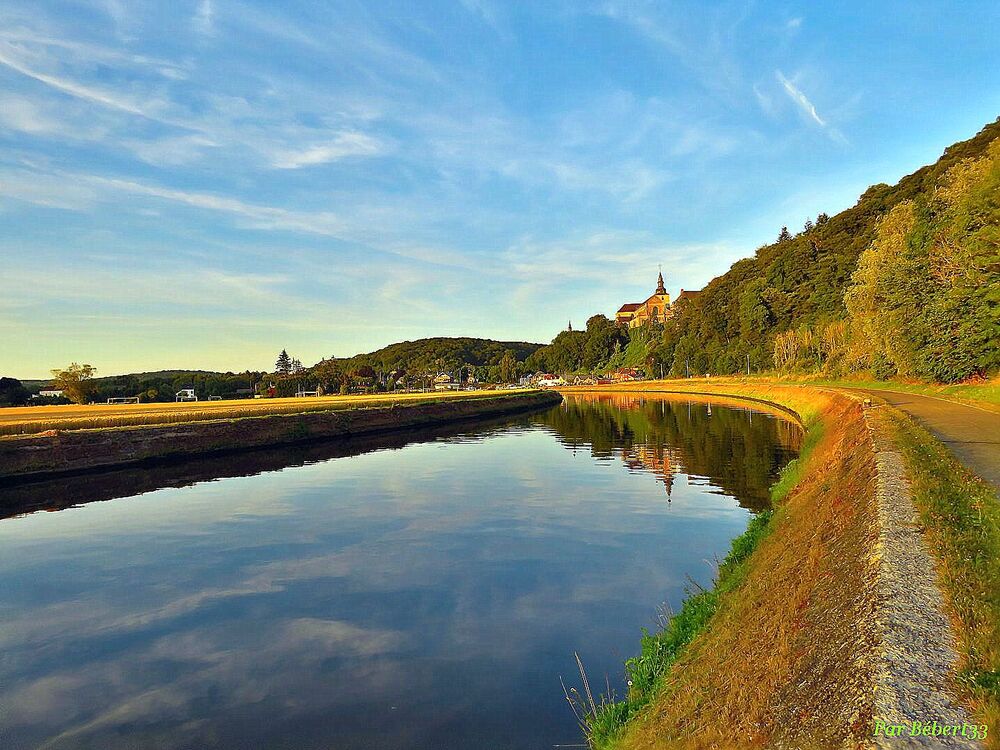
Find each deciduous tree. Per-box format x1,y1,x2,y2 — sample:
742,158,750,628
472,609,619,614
50,363,98,404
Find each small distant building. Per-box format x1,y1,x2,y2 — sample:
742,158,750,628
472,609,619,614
37,389,65,398
610,367,643,382
536,374,566,387
433,374,460,391
675,288,702,305
175,388,198,402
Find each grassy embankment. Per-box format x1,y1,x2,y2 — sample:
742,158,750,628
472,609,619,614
0,390,539,437
566,378,1000,748
563,381,880,748
874,405,1000,746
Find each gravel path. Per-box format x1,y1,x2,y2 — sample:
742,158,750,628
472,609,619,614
865,407,982,749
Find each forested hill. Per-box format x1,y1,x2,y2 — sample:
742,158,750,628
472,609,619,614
329,337,545,374
660,117,1000,382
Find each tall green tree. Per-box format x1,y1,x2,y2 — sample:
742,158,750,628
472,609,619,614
498,350,518,383
275,349,292,374
50,363,98,404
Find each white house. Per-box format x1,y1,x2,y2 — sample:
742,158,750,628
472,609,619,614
537,376,566,387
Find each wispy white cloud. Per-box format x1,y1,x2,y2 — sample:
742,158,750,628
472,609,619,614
271,131,383,169
596,1,746,100
0,92,64,134
87,174,351,237
0,168,101,209
0,43,158,119
193,0,215,37
0,31,387,171
0,28,186,73
776,70,825,126
123,134,219,167
459,0,498,26
752,82,776,117
500,157,669,203
775,70,849,145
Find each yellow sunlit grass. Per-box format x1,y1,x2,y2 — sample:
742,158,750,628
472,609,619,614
567,381,880,748
0,390,535,437
573,379,999,747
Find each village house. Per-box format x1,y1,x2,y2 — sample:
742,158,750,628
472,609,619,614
675,288,702,305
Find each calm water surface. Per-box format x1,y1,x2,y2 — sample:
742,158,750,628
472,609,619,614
0,394,799,749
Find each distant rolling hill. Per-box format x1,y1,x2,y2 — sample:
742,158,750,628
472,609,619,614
328,337,545,372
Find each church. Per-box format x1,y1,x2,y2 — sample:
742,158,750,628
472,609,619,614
615,271,672,328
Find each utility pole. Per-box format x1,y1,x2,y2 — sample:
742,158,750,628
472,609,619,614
747,354,751,376
685,359,689,378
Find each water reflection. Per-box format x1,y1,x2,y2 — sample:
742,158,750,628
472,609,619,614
0,412,539,521
0,395,798,749
544,394,801,511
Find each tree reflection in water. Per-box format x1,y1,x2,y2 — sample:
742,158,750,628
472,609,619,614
538,394,802,512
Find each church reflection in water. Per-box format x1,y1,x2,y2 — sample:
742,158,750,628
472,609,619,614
538,393,802,512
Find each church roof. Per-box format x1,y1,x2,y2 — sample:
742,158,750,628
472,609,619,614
617,303,642,313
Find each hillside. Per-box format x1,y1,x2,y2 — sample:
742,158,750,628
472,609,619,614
328,336,545,374
662,117,1000,382
523,118,999,383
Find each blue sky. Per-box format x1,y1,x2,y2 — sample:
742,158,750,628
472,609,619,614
2,1,998,378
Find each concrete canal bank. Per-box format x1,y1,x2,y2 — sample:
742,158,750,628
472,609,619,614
0,390,562,480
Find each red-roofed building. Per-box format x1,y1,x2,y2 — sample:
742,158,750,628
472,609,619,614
615,302,642,325
675,288,702,304
615,271,672,328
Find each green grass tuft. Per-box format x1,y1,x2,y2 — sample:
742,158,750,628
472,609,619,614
583,509,777,748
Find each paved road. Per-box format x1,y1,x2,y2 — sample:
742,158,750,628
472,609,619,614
861,390,1000,491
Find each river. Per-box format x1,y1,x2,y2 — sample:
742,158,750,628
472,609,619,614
0,393,799,749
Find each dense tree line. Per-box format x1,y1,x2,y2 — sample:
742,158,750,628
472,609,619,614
89,371,265,402
517,119,998,383
561,119,1000,384
524,315,629,373
303,336,545,393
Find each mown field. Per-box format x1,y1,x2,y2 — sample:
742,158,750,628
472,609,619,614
0,390,535,437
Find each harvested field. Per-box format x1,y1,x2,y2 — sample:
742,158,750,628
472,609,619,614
0,390,537,437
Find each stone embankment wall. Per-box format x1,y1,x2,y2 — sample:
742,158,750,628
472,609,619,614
0,391,562,480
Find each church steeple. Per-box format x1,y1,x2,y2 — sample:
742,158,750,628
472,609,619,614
655,266,666,295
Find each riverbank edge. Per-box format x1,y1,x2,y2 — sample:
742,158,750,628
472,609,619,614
560,382,979,749
0,390,562,481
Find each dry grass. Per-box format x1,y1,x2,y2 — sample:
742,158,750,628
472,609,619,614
0,390,535,437
572,383,882,749
565,373,1000,410
778,374,1000,410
